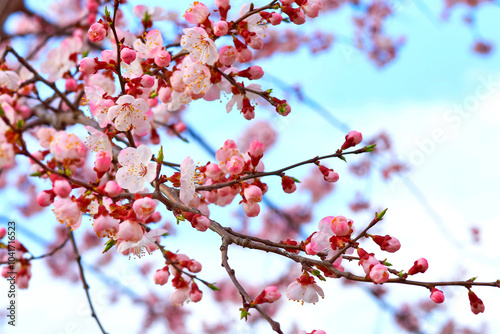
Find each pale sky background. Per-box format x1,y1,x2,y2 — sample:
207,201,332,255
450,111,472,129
1,0,500,333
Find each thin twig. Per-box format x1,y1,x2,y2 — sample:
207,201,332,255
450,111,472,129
69,231,108,334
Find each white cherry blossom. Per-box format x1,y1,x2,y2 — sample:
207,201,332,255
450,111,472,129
116,145,156,193
180,27,218,66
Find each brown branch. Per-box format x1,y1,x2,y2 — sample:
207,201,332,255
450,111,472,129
231,1,279,29
0,235,71,265
69,230,108,334
109,2,126,94
195,146,370,192
220,239,283,334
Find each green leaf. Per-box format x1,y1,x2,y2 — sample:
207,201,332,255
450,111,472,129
338,155,347,162
377,208,388,220
16,120,24,129
64,168,72,176
82,50,89,58
102,239,117,253
0,104,4,117
364,144,377,152
239,308,251,320
157,146,164,164
29,172,42,177
208,283,220,291
383,261,392,267
290,176,301,183
104,6,110,18
144,11,151,23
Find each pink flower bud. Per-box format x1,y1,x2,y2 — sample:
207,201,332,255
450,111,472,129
140,75,155,88
117,220,144,242
331,216,352,237
291,10,306,25
184,2,209,24
214,21,229,36
187,260,202,273
324,170,339,182
248,140,264,159
154,50,171,67
468,290,485,314
65,78,78,92
79,57,98,74
408,258,428,275
237,48,253,63
0,227,6,239
190,283,203,302
192,215,210,232
238,66,264,80
373,235,401,253
369,264,389,284
226,155,244,175
133,197,156,220
158,86,172,103
154,267,170,285
219,45,237,66
269,12,283,25
37,190,55,207
53,179,72,198
430,288,445,303
254,286,281,304
88,22,106,42
170,70,186,92
94,150,112,173
281,175,297,194
243,202,260,217
104,181,122,197
174,122,186,133
120,48,136,65
205,163,222,180
93,215,119,238
341,131,363,150
244,185,262,205
302,0,322,18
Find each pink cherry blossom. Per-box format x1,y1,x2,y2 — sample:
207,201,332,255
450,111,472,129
302,0,323,18
187,260,202,273
94,150,112,173
79,57,99,74
41,36,82,81
84,126,113,156
116,145,157,193
104,181,122,197
134,29,163,59
184,2,209,24
182,61,211,95
226,155,244,175
52,198,82,230
191,215,210,232
430,288,445,303
117,220,144,243
153,267,170,285
170,287,190,305
133,197,156,220
369,264,389,284
88,23,107,42
244,185,262,205
286,273,324,304
37,190,55,207
117,228,167,255
121,48,137,65
408,258,428,275
0,70,20,91
218,46,237,66
36,127,57,149
372,234,401,253
341,131,363,150
49,131,86,162
107,95,152,135
468,290,485,314
254,286,281,304
0,228,5,239
180,27,219,66
53,179,72,198
154,50,171,67
0,143,15,167
180,156,199,205
133,5,170,21
214,21,229,36
226,83,262,113
93,215,120,238
243,202,260,217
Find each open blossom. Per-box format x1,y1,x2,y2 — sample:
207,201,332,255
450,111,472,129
41,36,82,81
52,198,82,230
93,215,120,238
184,2,209,24
134,29,163,59
49,131,86,162
226,83,262,113
182,60,211,95
133,5,170,21
180,156,199,205
0,70,20,91
116,228,167,255
107,95,152,135
84,126,112,156
287,272,324,304
116,145,156,193
181,27,219,66
0,143,15,168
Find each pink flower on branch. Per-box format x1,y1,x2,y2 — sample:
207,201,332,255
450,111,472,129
116,145,156,193
107,95,152,135
181,27,219,66
286,272,324,304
